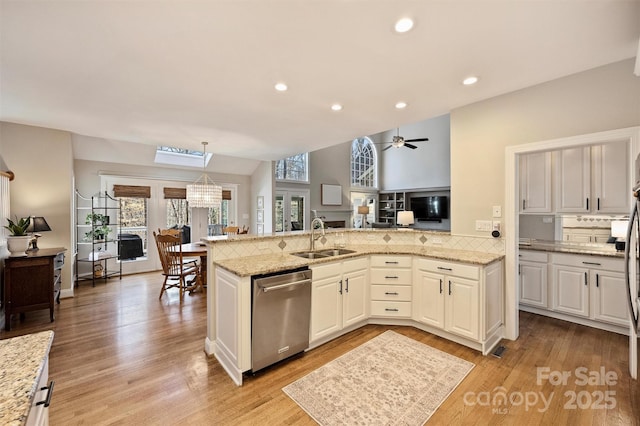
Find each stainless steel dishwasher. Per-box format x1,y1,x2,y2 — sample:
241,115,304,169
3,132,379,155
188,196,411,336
251,268,312,372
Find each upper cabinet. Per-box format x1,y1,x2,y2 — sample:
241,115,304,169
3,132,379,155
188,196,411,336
519,152,552,213
556,142,630,214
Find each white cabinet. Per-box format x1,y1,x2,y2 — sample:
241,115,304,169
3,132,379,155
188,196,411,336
310,257,369,343
519,250,548,308
556,142,630,214
551,253,628,327
555,147,591,213
519,152,552,213
592,143,630,214
27,357,50,426
369,255,412,318
563,228,611,243
552,263,590,318
414,258,494,343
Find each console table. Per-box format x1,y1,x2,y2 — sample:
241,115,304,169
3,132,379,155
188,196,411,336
3,247,66,331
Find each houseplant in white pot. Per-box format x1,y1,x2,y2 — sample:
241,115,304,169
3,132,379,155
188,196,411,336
4,216,31,256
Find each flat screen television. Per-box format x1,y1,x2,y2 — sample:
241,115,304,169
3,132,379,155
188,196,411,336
410,196,449,221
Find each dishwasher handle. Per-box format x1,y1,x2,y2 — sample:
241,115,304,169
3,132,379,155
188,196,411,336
259,279,311,293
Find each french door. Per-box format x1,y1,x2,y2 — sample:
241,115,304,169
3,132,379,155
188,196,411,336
275,189,309,232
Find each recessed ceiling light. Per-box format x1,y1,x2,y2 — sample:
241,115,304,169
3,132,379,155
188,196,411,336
331,104,343,111
394,18,414,33
462,76,479,85
395,101,407,109
275,82,288,92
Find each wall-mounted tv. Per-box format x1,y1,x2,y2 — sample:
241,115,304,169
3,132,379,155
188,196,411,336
410,196,449,221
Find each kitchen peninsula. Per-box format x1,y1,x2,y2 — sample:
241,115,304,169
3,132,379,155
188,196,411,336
202,229,505,385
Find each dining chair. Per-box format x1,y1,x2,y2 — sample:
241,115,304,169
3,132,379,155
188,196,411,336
222,226,239,235
153,231,201,301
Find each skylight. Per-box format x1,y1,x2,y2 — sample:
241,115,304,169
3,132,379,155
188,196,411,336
154,145,213,168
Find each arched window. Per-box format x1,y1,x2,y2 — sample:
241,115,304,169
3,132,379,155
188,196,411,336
351,137,377,189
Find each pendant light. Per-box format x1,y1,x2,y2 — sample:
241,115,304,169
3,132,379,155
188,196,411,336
186,141,222,208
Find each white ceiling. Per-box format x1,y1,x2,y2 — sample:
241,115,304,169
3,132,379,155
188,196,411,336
2,1,639,167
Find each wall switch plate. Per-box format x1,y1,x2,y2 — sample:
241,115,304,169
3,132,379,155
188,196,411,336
432,237,443,244
475,220,492,232
542,216,553,224
492,206,502,218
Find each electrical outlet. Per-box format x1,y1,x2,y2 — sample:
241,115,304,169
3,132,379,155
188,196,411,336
492,206,502,218
367,234,376,240
432,237,443,244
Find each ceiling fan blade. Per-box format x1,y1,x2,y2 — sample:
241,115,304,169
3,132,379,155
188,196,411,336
404,138,429,142
382,144,393,151
404,143,418,149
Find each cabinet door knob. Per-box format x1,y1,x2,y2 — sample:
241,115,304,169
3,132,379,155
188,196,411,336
439,279,443,294
338,280,342,295
584,272,588,286
448,280,452,295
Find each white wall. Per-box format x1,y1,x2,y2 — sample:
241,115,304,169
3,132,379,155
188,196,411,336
0,122,75,295
379,114,451,191
450,59,640,237
251,160,274,233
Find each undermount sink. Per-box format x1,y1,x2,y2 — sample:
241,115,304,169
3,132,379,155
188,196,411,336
291,251,331,259
317,248,356,256
291,248,356,259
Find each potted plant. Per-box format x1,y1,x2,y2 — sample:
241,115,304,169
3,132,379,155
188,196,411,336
84,213,112,242
4,216,31,256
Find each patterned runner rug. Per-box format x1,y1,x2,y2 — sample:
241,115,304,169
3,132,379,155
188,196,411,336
283,330,474,425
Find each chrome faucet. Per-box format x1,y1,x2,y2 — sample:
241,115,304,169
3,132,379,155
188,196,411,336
310,217,325,251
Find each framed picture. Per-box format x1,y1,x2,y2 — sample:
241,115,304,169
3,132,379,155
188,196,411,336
321,183,342,206
257,195,264,210
257,209,264,224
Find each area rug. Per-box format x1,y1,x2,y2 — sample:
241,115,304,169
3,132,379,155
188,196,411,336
282,330,474,425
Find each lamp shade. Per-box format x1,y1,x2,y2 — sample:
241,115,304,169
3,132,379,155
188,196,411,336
611,220,628,239
27,216,51,232
397,210,415,226
358,206,370,215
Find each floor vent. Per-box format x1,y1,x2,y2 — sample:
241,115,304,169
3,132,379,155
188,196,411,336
492,345,506,358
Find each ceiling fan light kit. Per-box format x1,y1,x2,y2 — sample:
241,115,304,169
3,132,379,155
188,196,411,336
379,128,429,151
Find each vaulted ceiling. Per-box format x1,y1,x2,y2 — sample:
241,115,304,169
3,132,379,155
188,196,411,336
2,1,639,164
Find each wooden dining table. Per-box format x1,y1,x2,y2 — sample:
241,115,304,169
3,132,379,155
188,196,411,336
169,242,208,291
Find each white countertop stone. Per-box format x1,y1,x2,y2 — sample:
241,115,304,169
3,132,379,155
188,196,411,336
0,331,54,426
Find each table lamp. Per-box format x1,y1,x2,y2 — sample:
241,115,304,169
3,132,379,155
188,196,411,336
358,205,370,229
397,210,415,228
26,216,51,250
611,220,628,251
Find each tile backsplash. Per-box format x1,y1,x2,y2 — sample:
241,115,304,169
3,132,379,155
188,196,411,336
208,230,504,261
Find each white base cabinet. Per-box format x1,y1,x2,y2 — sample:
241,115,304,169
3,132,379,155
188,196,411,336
310,257,369,345
520,252,629,333
414,258,503,354
519,250,548,308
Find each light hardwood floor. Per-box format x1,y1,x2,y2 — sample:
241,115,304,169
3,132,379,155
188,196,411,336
1,272,639,425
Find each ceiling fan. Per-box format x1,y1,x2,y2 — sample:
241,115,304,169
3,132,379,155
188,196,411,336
377,128,429,151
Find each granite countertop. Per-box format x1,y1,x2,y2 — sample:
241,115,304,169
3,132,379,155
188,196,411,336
213,244,504,277
0,331,54,426
519,240,623,258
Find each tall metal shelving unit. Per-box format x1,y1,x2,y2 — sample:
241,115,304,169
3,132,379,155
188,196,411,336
75,190,122,286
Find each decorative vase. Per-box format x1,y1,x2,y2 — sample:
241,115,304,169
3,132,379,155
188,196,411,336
7,235,31,256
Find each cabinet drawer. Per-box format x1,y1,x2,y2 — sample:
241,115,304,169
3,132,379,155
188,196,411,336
552,253,623,272
519,250,548,263
371,300,411,317
370,268,412,285
370,255,412,268
416,258,479,280
371,285,412,301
